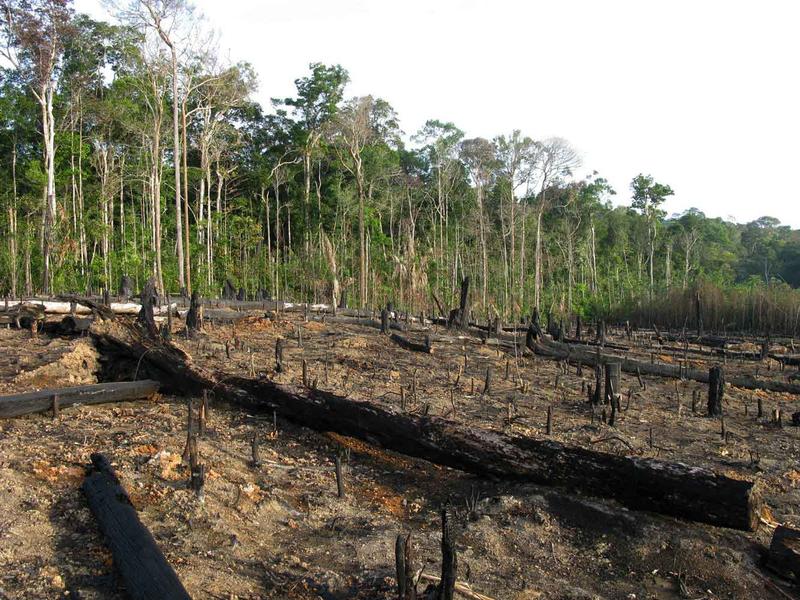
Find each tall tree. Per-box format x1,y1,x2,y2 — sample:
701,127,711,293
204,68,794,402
112,0,195,293
530,137,580,310
279,63,348,253
329,95,399,308
630,173,673,296
460,137,496,311
1,0,73,293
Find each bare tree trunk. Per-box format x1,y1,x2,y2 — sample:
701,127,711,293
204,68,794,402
181,101,191,295
476,183,488,311
665,241,672,289
171,49,185,292
534,207,544,310
41,82,57,295
9,142,18,298
354,154,367,308
590,219,597,292
78,107,88,279
152,127,165,296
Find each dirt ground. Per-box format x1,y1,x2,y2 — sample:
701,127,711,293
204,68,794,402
1,313,799,599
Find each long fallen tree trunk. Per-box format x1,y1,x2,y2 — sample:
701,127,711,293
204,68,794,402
89,320,762,530
0,380,160,418
531,337,800,395
82,453,191,600
2,300,176,315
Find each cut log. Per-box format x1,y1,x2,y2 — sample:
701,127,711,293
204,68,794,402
0,380,160,419
772,353,800,367
82,453,191,600
88,321,762,530
3,299,175,316
310,314,408,332
768,525,800,581
0,379,159,419
40,315,94,336
390,333,433,354
531,337,800,396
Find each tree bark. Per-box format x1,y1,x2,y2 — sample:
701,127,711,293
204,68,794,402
707,366,724,417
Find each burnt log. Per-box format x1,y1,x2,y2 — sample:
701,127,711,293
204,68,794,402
82,453,191,600
530,337,800,396
390,333,433,354
41,315,94,336
772,353,800,367
87,321,763,531
0,380,160,419
768,525,800,581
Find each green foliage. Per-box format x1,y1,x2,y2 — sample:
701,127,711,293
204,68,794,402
0,9,796,336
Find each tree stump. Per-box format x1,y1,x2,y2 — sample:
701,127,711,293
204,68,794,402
395,533,417,600
593,364,603,405
605,362,621,409
438,509,457,600
119,275,134,300
186,291,202,332
275,338,284,373
448,277,470,329
707,366,724,417
222,279,236,300
137,278,159,338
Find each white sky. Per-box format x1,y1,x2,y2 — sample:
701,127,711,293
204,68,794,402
75,0,800,227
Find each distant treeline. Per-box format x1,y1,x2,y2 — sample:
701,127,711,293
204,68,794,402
1,1,798,335
610,280,800,338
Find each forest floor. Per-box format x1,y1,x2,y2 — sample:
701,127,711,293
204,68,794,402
1,312,800,599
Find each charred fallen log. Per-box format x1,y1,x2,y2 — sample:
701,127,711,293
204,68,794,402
768,525,800,581
531,337,800,396
0,380,160,418
82,453,191,600
41,315,94,336
390,333,433,353
772,353,800,367
88,321,761,530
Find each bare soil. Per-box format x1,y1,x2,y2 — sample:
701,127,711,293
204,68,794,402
1,313,799,599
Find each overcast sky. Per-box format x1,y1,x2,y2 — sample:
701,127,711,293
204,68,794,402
75,0,800,227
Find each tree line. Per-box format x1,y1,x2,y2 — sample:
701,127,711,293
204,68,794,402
1,0,799,332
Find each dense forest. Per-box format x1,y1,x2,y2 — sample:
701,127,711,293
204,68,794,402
2,0,799,332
